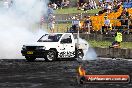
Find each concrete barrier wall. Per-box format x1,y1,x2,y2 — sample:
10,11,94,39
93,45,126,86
94,47,132,59
73,34,132,58
73,34,132,42
55,13,94,20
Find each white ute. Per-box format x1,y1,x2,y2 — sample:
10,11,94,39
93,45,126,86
21,33,87,61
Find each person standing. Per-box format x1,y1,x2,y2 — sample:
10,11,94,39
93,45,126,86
114,29,123,47
84,16,91,34
47,3,54,16
48,14,55,33
86,16,91,34
111,29,122,48
102,16,111,34
71,16,81,32
47,3,55,33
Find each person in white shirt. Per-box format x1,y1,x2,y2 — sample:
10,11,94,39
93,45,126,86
71,16,80,32
104,18,110,26
65,0,70,7
89,0,94,9
48,14,55,33
102,16,111,34
93,1,97,9
107,3,112,13
52,3,58,10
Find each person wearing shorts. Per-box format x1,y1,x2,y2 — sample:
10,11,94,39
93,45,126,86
48,14,55,33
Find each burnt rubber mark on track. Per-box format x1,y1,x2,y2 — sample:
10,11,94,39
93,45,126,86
0,59,131,88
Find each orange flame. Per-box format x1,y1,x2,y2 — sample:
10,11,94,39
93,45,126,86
78,65,86,76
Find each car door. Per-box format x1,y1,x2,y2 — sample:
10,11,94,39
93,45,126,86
58,34,75,58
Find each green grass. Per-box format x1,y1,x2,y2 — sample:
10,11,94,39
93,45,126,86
41,23,72,33
54,23,71,32
88,40,132,49
55,7,101,14
88,40,111,48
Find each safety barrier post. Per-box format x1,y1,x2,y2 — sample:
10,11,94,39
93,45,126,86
100,21,103,34
57,21,58,32
128,19,130,34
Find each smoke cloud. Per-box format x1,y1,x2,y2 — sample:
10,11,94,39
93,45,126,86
83,46,97,60
0,0,49,59
77,38,97,60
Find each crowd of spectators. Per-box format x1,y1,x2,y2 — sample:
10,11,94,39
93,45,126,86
67,0,132,34
46,0,132,34
51,0,70,10
77,0,98,11
98,0,124,14
50,0,98,10
98,0,132,34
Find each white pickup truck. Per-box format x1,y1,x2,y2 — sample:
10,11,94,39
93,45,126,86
21,33,87,61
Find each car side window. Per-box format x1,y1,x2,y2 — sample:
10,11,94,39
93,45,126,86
60,34,72,44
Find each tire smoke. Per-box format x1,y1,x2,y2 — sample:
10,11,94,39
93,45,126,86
76,38,97,60
0,0,48,59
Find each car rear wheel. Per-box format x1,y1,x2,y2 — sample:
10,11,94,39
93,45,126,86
45,50,56,62
25,56,36,62
75,49,84,61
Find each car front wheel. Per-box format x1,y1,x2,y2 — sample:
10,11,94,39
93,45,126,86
45,50,56,62
75,49,84,61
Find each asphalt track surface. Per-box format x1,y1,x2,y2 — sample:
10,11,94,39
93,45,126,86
0,58,132,88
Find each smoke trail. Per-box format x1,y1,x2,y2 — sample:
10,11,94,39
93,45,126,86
83,46,97,60
0,0,49,59
76,38,97,60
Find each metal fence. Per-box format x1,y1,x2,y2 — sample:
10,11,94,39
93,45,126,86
40,19,132,34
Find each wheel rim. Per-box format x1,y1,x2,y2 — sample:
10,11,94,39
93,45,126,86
47,51,54,61
77,51,83,60
78,51,83,59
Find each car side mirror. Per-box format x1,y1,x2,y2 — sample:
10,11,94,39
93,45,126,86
60,39,67,44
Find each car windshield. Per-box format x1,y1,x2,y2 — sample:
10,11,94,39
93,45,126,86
38,34,62,42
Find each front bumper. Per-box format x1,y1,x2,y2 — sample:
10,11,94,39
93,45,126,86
21,49,48,58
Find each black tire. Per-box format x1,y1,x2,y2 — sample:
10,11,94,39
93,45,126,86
45,50,56,62
75,49,84,61
76,76,86,85
79,76,86,84
25,56,36,62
